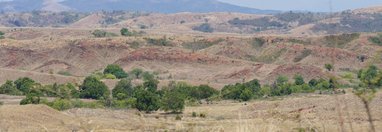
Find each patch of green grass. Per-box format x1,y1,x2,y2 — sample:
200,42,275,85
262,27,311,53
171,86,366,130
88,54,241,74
340,72,354,80
252,48,287,63
288,38,311,45
324,33,360,48
57,71,72,76
183,39,223,51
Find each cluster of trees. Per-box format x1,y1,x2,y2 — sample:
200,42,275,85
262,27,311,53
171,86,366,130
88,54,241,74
3,63,380,116
221,75,337,101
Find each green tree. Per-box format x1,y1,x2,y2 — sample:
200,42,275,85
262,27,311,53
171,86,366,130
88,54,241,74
161,91,185,113
14,77,36,94
294,75,305,85
112,79,133,99
276,76,289,85
92,30,107,37
79,76,110,100
103,64,128,79
131,68,143,79
325,64,333,71
120,28,133,36
134,89,160,113
0,80,22,95
308,79,318,87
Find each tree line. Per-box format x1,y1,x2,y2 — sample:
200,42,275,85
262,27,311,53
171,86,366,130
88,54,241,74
1,64,380,114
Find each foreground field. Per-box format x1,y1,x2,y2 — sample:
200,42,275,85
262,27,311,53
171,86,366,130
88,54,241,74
0,90,381,131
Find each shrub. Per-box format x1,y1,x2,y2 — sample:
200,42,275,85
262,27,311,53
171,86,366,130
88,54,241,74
92,30,117,38
103,64,128,79
145,37,171,46
130,68,143,79
199,113,206,118
112,79,133,99
79,76,110,100
294,75,305,85
104,74,117,79
175,115,182,120
120,28,133,36
134,89,160,113
192,23,213,33
161,91,185,113
325,64,333,71
308,79,318,87
50,99,72,111
192,112,197,117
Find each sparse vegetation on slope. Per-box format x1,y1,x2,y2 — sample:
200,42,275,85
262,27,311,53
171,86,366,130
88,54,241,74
368,33,382,46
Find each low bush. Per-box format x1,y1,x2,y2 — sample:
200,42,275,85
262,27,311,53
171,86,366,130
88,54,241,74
192,23,213,33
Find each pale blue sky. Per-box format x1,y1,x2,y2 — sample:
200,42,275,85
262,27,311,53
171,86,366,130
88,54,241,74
218,0,382,12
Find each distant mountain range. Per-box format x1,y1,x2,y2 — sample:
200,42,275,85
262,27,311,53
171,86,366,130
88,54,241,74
0,0,280,14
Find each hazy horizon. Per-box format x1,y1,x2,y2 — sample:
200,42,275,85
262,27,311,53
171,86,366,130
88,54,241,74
218,0,382,12
1,0,382,12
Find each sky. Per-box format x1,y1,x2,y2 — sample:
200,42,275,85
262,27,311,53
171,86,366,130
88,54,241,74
218,0,382,12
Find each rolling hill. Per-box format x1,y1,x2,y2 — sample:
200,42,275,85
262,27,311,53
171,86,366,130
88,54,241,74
0,0,279,14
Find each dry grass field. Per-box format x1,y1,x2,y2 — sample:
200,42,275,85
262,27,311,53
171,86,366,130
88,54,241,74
0,90,381,131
